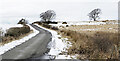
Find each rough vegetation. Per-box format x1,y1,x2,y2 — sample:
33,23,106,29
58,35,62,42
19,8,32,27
60,30,118,59
1,25,32,45
17,18,28,25
5,25,30,37
33,21,59,30
59,23,119,59
62,22,67,24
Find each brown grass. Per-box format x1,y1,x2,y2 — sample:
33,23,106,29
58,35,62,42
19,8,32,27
59,23,119,59
60,29,119,59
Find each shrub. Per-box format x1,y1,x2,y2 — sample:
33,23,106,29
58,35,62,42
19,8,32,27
62,22,67,24
51,26,59,30
49,21,58,24
66,25,69,27
33,21,59,31
32,21,42,25
18,18,28,25
5,26,30,37
102,20,109,22
42,24,51,29
34,22,59,30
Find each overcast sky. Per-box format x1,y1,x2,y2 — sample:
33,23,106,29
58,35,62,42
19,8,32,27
0,0,119,3
0,0,119,24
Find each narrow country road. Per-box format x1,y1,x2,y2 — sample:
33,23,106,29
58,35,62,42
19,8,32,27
1,24,52,59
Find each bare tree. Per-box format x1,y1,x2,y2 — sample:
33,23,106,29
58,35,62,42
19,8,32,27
88,8,101,21
40,10,56,22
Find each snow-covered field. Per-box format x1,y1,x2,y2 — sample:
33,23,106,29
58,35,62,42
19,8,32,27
49,20,118,28
0,24,39,55
49,21,106,27
35,24,76,59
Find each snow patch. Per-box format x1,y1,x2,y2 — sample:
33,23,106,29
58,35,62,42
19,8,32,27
0,24,39,55
108,28,113,29
80,29,99,31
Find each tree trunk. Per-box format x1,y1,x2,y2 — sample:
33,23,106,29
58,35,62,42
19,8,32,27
93,18,96,21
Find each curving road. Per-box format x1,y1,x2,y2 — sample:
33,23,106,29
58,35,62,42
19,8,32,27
1,24,52,59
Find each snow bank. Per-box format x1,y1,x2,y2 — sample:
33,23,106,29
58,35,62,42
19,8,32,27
35,24,73,59
0,24,39,55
